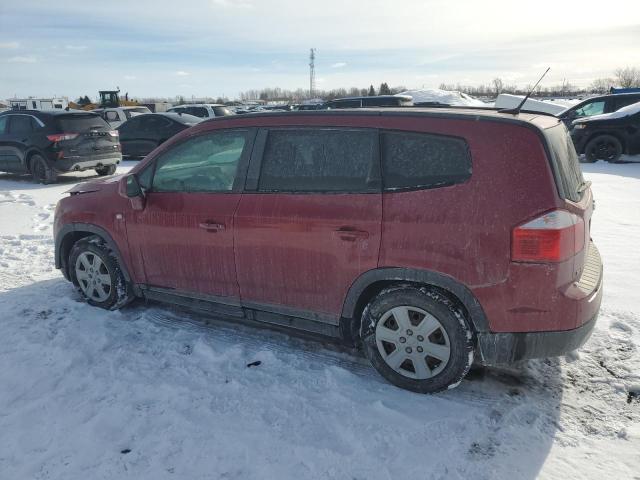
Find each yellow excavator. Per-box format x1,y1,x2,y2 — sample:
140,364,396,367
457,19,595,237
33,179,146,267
69,89,140,111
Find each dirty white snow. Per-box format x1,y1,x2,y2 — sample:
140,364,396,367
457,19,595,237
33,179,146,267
0,161,639,479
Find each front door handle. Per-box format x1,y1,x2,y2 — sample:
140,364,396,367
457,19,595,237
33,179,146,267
334,227,370,241
199,221,226,232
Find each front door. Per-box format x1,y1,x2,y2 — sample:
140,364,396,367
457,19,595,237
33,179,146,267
125,129,253,301
234,127,382,323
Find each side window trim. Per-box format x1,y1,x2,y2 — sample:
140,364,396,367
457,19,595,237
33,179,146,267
247,127,381,194
143,127,257,194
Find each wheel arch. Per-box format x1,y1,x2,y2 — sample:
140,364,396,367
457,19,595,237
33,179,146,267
339,268,490,345
55,223,132,283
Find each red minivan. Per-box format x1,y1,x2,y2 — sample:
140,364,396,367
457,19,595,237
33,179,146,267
53,108,603,393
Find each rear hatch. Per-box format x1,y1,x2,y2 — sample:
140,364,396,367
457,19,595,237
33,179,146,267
52,113,119,157
543,122,593,282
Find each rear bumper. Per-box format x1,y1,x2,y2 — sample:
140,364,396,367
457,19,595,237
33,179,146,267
476,310,598,364
477,242,603,365
53,153,122,173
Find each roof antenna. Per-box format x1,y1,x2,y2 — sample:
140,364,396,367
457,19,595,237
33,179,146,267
499,67,550,115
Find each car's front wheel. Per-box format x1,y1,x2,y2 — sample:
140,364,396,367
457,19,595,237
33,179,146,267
584,134,623,163
361,286,474,393
69,236,134,309
95,164,117,176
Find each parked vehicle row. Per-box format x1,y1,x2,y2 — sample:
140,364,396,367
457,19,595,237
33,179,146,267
53,107,602,393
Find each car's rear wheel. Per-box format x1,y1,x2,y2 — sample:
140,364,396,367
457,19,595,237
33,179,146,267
584,135,623,163
30,154,57,184
69,236,134,309
95,164,117,176
361,286,474,393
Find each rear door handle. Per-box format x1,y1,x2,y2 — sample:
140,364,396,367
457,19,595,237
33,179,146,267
199,221,226,232
333,227,370,241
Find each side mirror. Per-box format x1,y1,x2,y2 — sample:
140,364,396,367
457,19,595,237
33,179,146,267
118,174,146,210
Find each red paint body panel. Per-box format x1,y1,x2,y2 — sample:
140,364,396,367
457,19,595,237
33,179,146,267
54,110,601,339
234,193,381,319
125,192,240,297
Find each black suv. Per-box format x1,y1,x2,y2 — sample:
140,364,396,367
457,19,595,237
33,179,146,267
571,101,640,162
558,92,640,126
0,110,121,183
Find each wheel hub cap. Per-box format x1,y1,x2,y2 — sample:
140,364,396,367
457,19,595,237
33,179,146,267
74,252,112,303
375,305,451,380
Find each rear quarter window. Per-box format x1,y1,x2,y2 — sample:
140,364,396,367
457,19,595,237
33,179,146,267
544,124,584,202
381,131,472,190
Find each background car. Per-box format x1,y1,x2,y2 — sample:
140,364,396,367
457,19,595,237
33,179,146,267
92,106,151,128
558,92,640,126
116,112,201,159
0,110,121,183
571,101,640,162
167,104,233,119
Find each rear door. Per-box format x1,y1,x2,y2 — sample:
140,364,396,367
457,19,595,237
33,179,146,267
234,127,381,323
125,128,254,303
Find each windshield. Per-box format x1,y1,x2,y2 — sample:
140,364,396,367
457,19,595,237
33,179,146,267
544,123,585,202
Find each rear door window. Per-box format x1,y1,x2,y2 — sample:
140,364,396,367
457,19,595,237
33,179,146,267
612,96,640,112
258,129,379,192
381,131,472,190
8,115,34,134
186,107,209,118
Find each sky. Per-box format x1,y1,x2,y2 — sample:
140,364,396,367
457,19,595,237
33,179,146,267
1,0,639,101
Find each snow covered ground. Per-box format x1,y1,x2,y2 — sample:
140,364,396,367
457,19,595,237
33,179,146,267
0,161,639,479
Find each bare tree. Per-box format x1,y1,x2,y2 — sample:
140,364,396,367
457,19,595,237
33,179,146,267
589,78,614,94
614,67,640,88
492,78,504,96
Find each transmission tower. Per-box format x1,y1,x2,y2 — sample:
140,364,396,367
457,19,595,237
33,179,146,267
309,48,316,98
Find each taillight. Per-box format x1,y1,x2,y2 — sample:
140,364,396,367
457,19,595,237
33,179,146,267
47,133,79,142
108,130,119,137
512,210,585,263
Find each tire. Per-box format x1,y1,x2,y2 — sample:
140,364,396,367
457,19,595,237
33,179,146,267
30,154,57,184
95,164,117,176
361,286,474,394
68,235,134,309
584,135,623,163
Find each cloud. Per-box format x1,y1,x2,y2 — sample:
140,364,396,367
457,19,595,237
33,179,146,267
0,41,19,49
175,71,190,76
331,62,347,68
124,75,137,80
8,56,37,63
65,45,88,51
